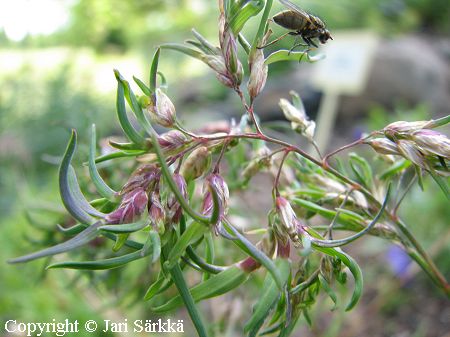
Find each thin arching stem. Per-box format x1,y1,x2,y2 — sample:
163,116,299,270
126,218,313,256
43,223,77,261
325,189,352,240
393,175,417,216
322,133,375,166
311,140,323,160
273,149,291,197
213,139,230,173
235,88,263,135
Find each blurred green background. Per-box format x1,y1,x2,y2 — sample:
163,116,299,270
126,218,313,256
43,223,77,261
1,1,449,336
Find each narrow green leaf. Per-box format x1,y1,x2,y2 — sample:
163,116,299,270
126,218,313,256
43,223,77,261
149,230,161,263
94,150,147,164
416,166,425,190
429,169,450,200
109,140,144,151
8,221,103,263
113,233,129,252
186,40,210,54
267,287,287,327
427,115,450,128
59,130,96,224
98,218,150,234
292,198,334,217
46,249,150,270
293,188,327,199
349,153,373,189
290,270,320,295
120,78,155,136
160,43,204,60
149,48,161,92
252,0,273,51
133,76,152,96
186,245,225,275
203,233,215,280
168,264,209,337
278,315,300,337
114,70,146,145
152,266,248,312
225,0,239,19
144,273,171,301
318,274,338,310
290,90,303,110
56,223,86,235
244,259,290,336
260,320,283,336
265,50,325,65
67,165,105,218
309,185,390,247
310,237,363,311
303,309,313,327
292,198,363,229
57,222,144,251
89,124,118,201
157,71,167,89
223,219,284,290
180,216,224,275
336,209,366,223
192,29,219,55
208,182,221,226
228,0,264,35
90,197,110,208
166,222,209,269
238,33,251,54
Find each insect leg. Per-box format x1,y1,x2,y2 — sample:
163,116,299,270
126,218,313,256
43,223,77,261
257,32,290,49
288,40,309,55
298,48,311,63
288,33,308,55
304,37,318,48
288,36,301,55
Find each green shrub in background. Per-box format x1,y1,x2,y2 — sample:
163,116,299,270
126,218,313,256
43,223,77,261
0,63,116,214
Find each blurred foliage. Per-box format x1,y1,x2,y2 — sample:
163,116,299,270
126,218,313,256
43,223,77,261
59,0,165,52
0,179,109,336
366,103,430,131
6,0,450,51
0,64,115,214
307,0,450,34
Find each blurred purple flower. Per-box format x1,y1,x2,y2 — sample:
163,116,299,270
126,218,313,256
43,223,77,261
386,245,412,279
352,126,365,141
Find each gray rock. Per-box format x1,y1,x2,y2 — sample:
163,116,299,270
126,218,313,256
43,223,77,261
340,35,450,121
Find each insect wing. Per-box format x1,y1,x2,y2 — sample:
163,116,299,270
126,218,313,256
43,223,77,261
279,0,313,23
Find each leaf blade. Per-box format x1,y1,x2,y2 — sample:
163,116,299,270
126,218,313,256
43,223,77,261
89,124,118,201
8,221,103,263
59,130,96,224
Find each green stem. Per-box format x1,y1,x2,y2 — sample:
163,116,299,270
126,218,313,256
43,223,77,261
427,115,450,128
309,184,390,247
151,132,210,224
395,218,450,296
291,269,320,295
251,0,273,52
151,132,223,227
222,218,284,290
169,264,209,337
